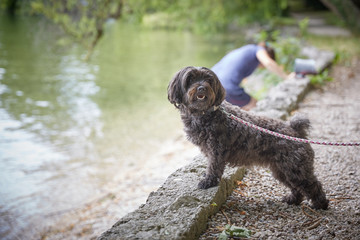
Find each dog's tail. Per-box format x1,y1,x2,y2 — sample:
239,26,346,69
290,114,310,138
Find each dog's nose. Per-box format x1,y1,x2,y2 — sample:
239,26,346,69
197,86,205,92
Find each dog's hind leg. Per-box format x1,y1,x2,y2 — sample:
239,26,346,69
297,178,329,210
271,167,304,205
282,188,304,205
282,168,328,210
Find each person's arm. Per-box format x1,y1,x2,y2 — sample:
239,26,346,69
256,49,294,80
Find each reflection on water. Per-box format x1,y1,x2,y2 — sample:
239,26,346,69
0,14,244,239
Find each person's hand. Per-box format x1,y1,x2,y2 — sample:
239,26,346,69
285,72,296,80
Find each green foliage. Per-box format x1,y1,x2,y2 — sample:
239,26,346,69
246,30,303,100
254,29,281,43
218,224,252,240
310,70,333,86
0,0,15,11
333,50,352,66
5,0,295,56
321,0,360,33
254,29,301,72
298,17,309,37
319,11,347,28
30,0,123,52
272,37,302,72
136,0,290,33
306,34,360,61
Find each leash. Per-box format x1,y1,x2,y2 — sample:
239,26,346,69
220,107,360,147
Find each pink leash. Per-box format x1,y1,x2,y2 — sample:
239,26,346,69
221,108,360,147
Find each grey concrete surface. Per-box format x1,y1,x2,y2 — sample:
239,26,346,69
98,47,335,240
98,156,245,240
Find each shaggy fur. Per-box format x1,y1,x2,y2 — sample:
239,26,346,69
168,66,328,210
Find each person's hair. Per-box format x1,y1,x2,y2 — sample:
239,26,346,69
258,41,276,61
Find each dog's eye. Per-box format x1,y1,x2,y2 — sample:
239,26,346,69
186,77,196,88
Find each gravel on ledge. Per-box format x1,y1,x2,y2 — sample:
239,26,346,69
199,59,360,240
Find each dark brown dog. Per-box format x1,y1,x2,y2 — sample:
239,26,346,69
168,66,328,210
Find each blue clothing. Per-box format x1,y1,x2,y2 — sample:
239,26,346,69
211,44,264,106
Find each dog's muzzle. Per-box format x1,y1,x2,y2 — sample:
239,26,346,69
196,86,206,100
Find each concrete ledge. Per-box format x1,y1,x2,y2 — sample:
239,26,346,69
98,46,334,240
253,46,335,119
98,156,245,240
253,77,311,119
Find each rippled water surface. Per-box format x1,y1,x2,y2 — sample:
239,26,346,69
0,14,245,239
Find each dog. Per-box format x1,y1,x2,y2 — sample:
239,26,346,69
167,66,328,210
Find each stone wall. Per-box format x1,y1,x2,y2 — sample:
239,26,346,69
253,46,335,119
98,157,245,240
98,47,334,240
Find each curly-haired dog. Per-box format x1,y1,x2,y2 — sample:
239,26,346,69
168,66,328,210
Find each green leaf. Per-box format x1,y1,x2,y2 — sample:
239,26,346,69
310,70,333,86
219,224,252,239
218,231,229,240
227,225,252,238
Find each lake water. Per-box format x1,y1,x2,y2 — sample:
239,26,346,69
0,14,246,239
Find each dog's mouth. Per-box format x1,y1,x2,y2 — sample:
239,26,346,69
197,94,206,100
188,83,214,108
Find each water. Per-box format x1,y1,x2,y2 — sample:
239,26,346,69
0,14,245,239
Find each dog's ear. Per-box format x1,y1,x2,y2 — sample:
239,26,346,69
214,78,226,106
168,67,188,108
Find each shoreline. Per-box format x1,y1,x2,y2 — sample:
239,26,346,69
37,131,199,240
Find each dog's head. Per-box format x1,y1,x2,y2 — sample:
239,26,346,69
167,66,225,112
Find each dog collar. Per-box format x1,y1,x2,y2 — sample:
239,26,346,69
202,105,220,115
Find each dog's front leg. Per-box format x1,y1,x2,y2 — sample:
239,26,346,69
198,156,225,189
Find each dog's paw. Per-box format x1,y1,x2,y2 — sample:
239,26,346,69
311,199,329,210
197,176,219,189
282,194,303,205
